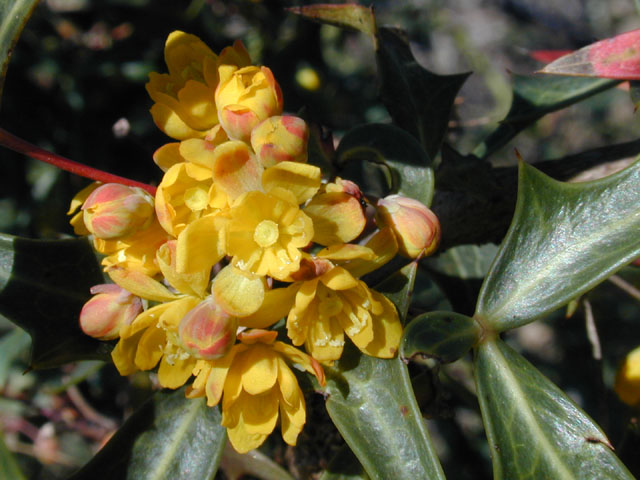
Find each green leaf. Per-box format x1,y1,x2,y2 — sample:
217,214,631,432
220,443,296,480
288,4,376,36
68,388,226,480
0,233,111,368
427,244,499,279
474,75,618,159
376,27,470,159
401,311,481,365
335,123,434,206
0,432,25,480
476,159,640,330
0,0,39,103
475,338,633,479
319,445,370,480
0,328,30,386
322,345,445,480
374,261,417,322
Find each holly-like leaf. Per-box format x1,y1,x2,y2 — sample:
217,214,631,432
288,4,376,36
475,338,633,479
539,29,640,79
401,311,481,365
476,159,640,331
376,27,470,159
0,0,39,104
374,261,417,322
427,244,499,280
335,123,434,206
68,388,226,480
0,233,110,368
474,75,618,159
322,345,445,480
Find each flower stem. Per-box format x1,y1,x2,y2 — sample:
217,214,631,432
0,128,157,195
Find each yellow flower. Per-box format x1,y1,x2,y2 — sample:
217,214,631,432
241,228,402,364
250,115,309,167
615,346,640,407
199,329,324,453
215,65,283,141
146,31,251,140
226,189,314,281
79,284,142,340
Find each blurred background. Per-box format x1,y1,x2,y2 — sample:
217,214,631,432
1,1,639,478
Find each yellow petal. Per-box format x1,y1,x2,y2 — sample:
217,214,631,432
187,360,212,398
240,345,278,395
317,243,375,262
107,267,178,302
157,240,209,298
150,103,207,140
212,141,263,201
111,332,143,376
157,354,196,389
176,214,226,274
206,344,245,406
304,192,366,245
262,161,321,204
67,182,100,215
359,290,402,358
320,266,359,291
239,390,279,435
120,302,170,339
306,313,344,363
240,284,298,329
225,413,268,454
277,363,306,445
153,142,183,172
343,227,398,278
212,265,265,317
175,80,218,131
179,138,217,170
134,324,166,370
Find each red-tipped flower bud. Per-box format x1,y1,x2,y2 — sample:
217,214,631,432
178,297,238,360
79,284,142,340
376,195,441,259
250,115,309,167
82,184,154,239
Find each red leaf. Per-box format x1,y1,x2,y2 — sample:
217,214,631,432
539,29,640,80
530,50,573,63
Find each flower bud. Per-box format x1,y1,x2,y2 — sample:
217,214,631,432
376,195,441,259
215,65,283,141
178,297,238,360
614,346,640,406
251,115,309,167
82,184,155,240
79,284,142,340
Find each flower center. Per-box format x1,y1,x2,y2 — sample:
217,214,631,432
254,220,280,248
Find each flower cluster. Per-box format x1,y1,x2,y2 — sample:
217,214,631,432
69,31,440,453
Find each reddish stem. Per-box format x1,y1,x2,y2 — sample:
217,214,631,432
0,127,157,195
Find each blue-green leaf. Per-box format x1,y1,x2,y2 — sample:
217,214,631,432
69,388,226,480
475,338,633,479
476,159,640,331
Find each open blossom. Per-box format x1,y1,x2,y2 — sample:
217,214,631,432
197,329,324,453
615,346,640,406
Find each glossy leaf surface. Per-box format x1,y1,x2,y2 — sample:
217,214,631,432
376,27,470,159
0,234,111,368
476,160,640,330
539,29,640,79
475,338,633,479
69,388,226,480
475,75,618,159
0,0,39,102
288,4,376,36
335,123,434,206
321,263,444,480
402,311,481,364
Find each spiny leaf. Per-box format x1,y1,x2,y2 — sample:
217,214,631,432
376,27,470,159
68,388,226,480
475,338,633,480
288,4,376,36
401,311,481,365
335,123,434,206
476,159,640,331
474,75,618,159
0,0,39,104
0,234,111,368
539,29,640,79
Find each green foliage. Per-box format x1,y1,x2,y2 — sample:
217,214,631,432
0,433,25,480
475,339,633,479
476,159,640,331
0,233,111,368
68,388,226,480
